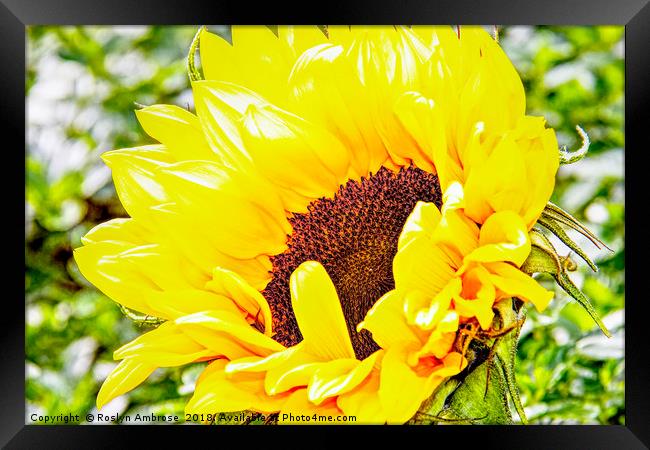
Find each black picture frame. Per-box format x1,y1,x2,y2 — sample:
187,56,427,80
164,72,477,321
7,0,649,447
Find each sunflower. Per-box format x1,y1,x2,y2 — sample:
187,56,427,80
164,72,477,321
75,25,590,424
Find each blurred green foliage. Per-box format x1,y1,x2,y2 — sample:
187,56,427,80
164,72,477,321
501,25,625,424
25,25,624,425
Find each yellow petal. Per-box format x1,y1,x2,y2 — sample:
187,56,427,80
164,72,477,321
453,293,495,330
186,360,289,415
174,310,285,357
308,351,380,404
199,27,293,107
113,243,207,291
463,136,528,225
432,197,480,264
326,26,354,46
408,279,459,330
412,28,464,144
157,160,289,259
241,103,351,212
336,369,386,424
344,27,431,169
397,200,442,251
485,262,555,311
113,322,213,367
418,329,457,360
143,289,243,320
135,105,216,161
393,91,447,174
393,201,462,297
393,237,457,299
378,343,438,424
289,42,385,176
269,362,322,396
359,290,422,349
101,145,174,222
146,202,273,290
74,242,169,319
175,325,262,361
227,344,312,373
96,358,157,410
398,190,479,268
206,267,273,335
191,80,267,169
512,118,560,227
278,26,328,59
264,350,323,395
379,343,467,424
434,351,468,378
80,218,150,245
229,26,294,107
227,343,321,396
199,29,240,87
456,28,525,144
464,210,531,268
290,261,356,360
75,236,213,320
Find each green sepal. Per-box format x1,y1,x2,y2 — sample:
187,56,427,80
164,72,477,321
559,125,590,165
537,215,598,272
118,304,165,327
522,229,565,274
555,271,612,338
187,26,205,82
542,202,611,251
522,229,612,338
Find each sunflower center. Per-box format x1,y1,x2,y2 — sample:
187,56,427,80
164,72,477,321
263,166,442,360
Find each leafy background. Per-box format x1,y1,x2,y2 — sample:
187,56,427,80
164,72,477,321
25,25,624,425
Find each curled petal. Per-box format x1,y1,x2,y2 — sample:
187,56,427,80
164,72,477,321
206,267,274,335
360,290,422,349
463,210,531,268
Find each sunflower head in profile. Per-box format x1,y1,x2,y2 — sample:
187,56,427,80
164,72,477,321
74,25,609,424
